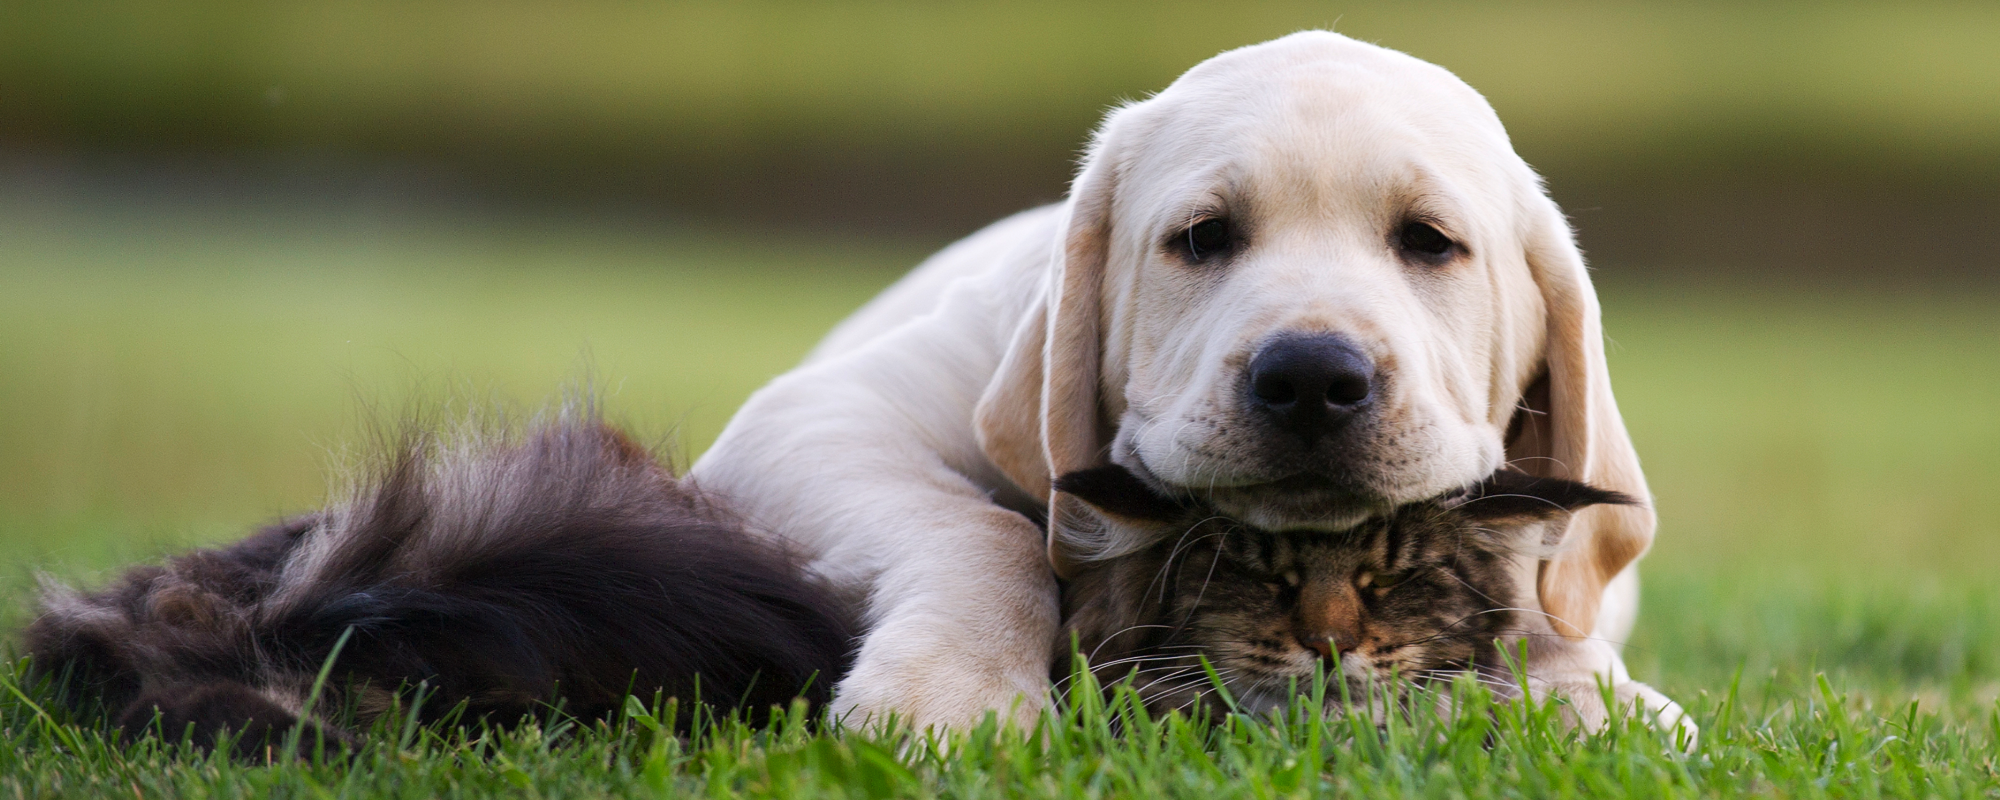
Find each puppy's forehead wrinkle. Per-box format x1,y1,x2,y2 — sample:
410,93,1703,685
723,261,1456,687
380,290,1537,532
1146,175,1242,233
1124,68,1503,229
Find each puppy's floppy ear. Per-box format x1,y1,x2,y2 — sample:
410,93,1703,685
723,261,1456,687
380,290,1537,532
975,106,1131,577
1508,193,1656,639
1451,470,1635,527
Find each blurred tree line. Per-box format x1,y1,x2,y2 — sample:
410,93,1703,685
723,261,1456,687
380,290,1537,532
4,1,1997,280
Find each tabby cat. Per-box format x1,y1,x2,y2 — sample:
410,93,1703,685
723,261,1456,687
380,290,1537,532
1054,464,1631,716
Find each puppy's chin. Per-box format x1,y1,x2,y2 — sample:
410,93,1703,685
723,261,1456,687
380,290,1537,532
1199,479,1390,532
1162,456,1494,532
1118,412,1504,532
1119,447,1397,532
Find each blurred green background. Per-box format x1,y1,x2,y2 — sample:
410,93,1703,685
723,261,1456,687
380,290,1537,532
8,1,2000,275
2,1,1997,718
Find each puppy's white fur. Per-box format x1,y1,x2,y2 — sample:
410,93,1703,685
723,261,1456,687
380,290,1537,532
693,31,1683,735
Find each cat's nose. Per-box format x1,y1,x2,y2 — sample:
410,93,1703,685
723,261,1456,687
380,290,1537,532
1303,634,1358,660
1296,579,1364,658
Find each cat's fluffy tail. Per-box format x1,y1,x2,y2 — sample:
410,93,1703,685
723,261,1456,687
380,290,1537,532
23,410,853,757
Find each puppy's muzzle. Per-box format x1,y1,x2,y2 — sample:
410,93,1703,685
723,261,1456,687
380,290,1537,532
1245,333,1376,442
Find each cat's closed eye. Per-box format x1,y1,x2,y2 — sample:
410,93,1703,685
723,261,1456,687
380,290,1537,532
1356,568,1417,594
1255,569,1301,595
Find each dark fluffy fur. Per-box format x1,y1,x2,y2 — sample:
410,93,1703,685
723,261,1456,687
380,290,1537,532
1057,466,1630,717
23,415,852,758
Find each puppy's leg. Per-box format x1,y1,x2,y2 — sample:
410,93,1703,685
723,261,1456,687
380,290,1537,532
726,476,1059,732
1590,565,1642,655
1525,636,1697,747
826,503,1059,731
694,381,1059,732
1542,679,1696,749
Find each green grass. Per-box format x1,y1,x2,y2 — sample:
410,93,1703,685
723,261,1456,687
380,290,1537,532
2,201,1997,796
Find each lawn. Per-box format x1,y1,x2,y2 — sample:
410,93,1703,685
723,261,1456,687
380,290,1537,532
2,199,1996,797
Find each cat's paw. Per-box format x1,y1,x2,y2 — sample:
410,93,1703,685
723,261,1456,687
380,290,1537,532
1550,680,1698,749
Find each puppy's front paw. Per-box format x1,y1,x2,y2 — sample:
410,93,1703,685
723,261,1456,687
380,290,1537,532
832,663,1049,734
1621,681,1698,749
1550,680,1697,749
830,620,1052,733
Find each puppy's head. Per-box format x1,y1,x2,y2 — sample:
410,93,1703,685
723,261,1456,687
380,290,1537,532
1090,33,1554,532
979,31,1654,638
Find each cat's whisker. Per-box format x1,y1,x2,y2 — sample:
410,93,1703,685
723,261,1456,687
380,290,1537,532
1063,643,1214,682
1407,667,1520,691
1055,665,1164,699
1077,622,1182,668
1054,651,1218,704
1056,656,1192,708
1145,525,1231,608
1135,669,1211,700
1170,684,1219,715
1071,651,1185,673
1144,662,1245,703
1478,626,1638,653
1172,537,1232,631
1436,566,1511,610
1410,602,1641,653
1057,652,1192,689
1390,603,1636,656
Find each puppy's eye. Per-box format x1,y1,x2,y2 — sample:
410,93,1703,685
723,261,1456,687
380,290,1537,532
1172,217,1235,262
1397,221,1456,261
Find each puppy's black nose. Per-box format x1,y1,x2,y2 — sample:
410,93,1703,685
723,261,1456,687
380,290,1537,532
1246,333,1375,438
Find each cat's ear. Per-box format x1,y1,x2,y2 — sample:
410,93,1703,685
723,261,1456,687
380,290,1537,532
1053,464,1188,523
1449,471,1637,529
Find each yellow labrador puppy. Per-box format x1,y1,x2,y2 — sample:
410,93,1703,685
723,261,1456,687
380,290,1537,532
694,31,1688,735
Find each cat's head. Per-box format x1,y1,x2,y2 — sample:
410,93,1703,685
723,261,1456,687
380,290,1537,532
1054,464,1633,715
